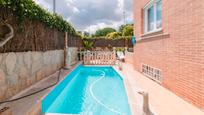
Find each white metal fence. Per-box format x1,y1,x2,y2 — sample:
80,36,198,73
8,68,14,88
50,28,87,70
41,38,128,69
79,51,116,65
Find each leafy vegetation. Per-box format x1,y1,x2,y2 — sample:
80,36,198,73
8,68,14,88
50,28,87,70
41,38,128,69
83,40,93,50
90,24,134,39
94,27,116,37
0,0,78,36
122,25,134,36
119,24,134,36
106,32,122,39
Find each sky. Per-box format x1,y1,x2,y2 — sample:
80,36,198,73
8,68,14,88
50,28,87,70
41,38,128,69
34,0,133,34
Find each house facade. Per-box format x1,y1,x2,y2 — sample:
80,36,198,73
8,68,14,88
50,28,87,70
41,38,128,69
133,0,204,110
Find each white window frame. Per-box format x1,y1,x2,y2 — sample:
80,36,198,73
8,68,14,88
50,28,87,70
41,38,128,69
144,0,162,34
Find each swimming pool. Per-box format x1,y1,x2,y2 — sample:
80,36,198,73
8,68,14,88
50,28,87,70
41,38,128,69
42,65,131,115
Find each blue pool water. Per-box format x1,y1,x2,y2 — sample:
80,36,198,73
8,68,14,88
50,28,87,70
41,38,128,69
42,65,131,115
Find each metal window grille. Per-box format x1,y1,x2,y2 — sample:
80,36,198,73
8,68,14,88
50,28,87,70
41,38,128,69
142,64,162,83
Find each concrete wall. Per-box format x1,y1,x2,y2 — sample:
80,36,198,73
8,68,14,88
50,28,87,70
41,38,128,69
133,0,204,110
66,48,78,66
0,48,78,101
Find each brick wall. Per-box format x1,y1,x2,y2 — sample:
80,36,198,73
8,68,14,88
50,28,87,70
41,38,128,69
133,0,204,110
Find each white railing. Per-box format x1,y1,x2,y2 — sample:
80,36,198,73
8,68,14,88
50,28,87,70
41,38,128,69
79,51,116,65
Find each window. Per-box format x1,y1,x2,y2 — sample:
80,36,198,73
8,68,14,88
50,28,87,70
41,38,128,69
144,0,162,33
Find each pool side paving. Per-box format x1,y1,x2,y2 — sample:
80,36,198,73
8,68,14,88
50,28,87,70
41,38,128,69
119,62,204,115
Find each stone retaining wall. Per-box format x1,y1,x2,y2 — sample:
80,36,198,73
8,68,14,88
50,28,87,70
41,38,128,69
0,48,78,101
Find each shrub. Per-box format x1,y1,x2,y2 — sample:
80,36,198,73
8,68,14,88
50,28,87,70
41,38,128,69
106,32,122,39
94,27,116,37
83,40,93,50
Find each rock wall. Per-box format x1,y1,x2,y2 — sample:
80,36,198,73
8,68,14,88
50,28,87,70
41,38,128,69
0,49,78,101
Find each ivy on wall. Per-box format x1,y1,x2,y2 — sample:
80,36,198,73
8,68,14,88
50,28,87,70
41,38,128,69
0,0,79,36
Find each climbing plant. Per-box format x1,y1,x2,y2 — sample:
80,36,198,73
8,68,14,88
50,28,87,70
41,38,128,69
0,0,78,36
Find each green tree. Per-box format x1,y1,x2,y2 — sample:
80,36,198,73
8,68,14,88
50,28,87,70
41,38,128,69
122,25,134,36
94,27,116,37
119,24,126,33
119,24,134,36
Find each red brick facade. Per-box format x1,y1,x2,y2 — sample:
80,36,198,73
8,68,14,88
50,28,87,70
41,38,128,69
133,0,204,110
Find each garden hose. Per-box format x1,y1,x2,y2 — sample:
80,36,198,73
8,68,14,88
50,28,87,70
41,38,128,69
0,67,69,105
